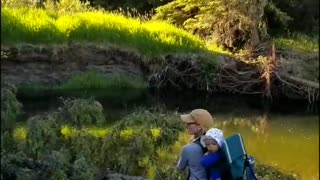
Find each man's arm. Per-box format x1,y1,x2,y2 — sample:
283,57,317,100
176,146,189,170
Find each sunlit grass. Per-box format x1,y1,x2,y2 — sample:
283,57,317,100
1,7,207,56
207,43,233,56
272,34,319,53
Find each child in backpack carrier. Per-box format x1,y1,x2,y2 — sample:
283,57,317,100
201,128,225,180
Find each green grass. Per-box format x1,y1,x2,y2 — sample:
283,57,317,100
1,7,207,56
60,71,146,90
17,70,147,97
272,33,319,53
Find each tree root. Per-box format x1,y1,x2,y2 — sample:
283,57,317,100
148,48,318,102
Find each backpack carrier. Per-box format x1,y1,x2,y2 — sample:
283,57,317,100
222,133,258,180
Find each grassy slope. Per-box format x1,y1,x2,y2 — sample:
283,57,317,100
1,7,210,56
1,7,225,96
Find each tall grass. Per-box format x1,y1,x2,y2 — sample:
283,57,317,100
272,33,319,53
1,7,207,56
60,71,146,90
16,71,147,97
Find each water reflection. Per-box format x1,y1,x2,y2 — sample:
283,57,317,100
214,114,319,180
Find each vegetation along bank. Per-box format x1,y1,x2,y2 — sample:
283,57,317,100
1,5,319,101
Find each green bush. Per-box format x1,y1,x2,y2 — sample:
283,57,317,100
26,115,63,160
1,83,22,132
1,99,187,179
56,97,106,127
100,108,184,176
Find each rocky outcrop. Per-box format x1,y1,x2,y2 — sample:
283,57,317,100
1,44,145,86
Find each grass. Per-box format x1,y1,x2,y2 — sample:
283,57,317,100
1,7,208,56
16,70,147,97
60,71,146,90
272,33,319,53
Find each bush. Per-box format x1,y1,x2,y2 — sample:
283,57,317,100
26,114,63,160
1,99,187,179
99,108,184,176
1,83,22,132
56,97,106,127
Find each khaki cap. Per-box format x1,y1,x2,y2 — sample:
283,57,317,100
180,109,214,132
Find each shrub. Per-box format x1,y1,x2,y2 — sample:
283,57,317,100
56,97,106,127
100,108,184,176
1,83,22,132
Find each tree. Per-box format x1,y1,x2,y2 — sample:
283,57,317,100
154,0,271,51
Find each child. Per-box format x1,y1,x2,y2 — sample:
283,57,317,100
201,128,225,180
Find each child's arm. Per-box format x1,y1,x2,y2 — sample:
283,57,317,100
201,153,221,168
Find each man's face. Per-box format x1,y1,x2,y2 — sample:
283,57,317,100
205,139,219,152
185,122,201,135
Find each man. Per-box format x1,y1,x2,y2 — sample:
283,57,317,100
177,109,215,180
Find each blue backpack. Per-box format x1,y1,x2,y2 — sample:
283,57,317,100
221,133,258,180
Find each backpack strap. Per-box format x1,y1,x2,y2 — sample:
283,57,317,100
242,155,258,180
193,138,207,153
190,138,209,180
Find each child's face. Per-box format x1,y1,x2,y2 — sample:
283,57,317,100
205,139,219,152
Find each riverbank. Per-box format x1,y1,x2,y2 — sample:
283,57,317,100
1,7,319,102
1,43,319,102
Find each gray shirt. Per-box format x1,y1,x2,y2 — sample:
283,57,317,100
176,141,207,180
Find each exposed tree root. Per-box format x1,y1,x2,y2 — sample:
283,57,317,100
149,46,319,102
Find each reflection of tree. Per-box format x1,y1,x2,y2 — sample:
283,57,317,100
219,114,269,139
255,113,268,135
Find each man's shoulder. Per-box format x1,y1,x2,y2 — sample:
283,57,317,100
182,142,203,151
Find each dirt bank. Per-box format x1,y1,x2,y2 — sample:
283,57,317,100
1,44,144,86
1,44,318,102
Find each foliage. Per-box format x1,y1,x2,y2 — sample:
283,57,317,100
272,33,319,53
0,0,36,8
1,152,37,179
268,0,319,34
1,7,206,56
70,156,99,179
100,108,184,176
26,114,63,160
1,83,22,132
1,0,92,13
44,0,92,14
56,97,106,127
153,0,269,51
89,0,172,14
